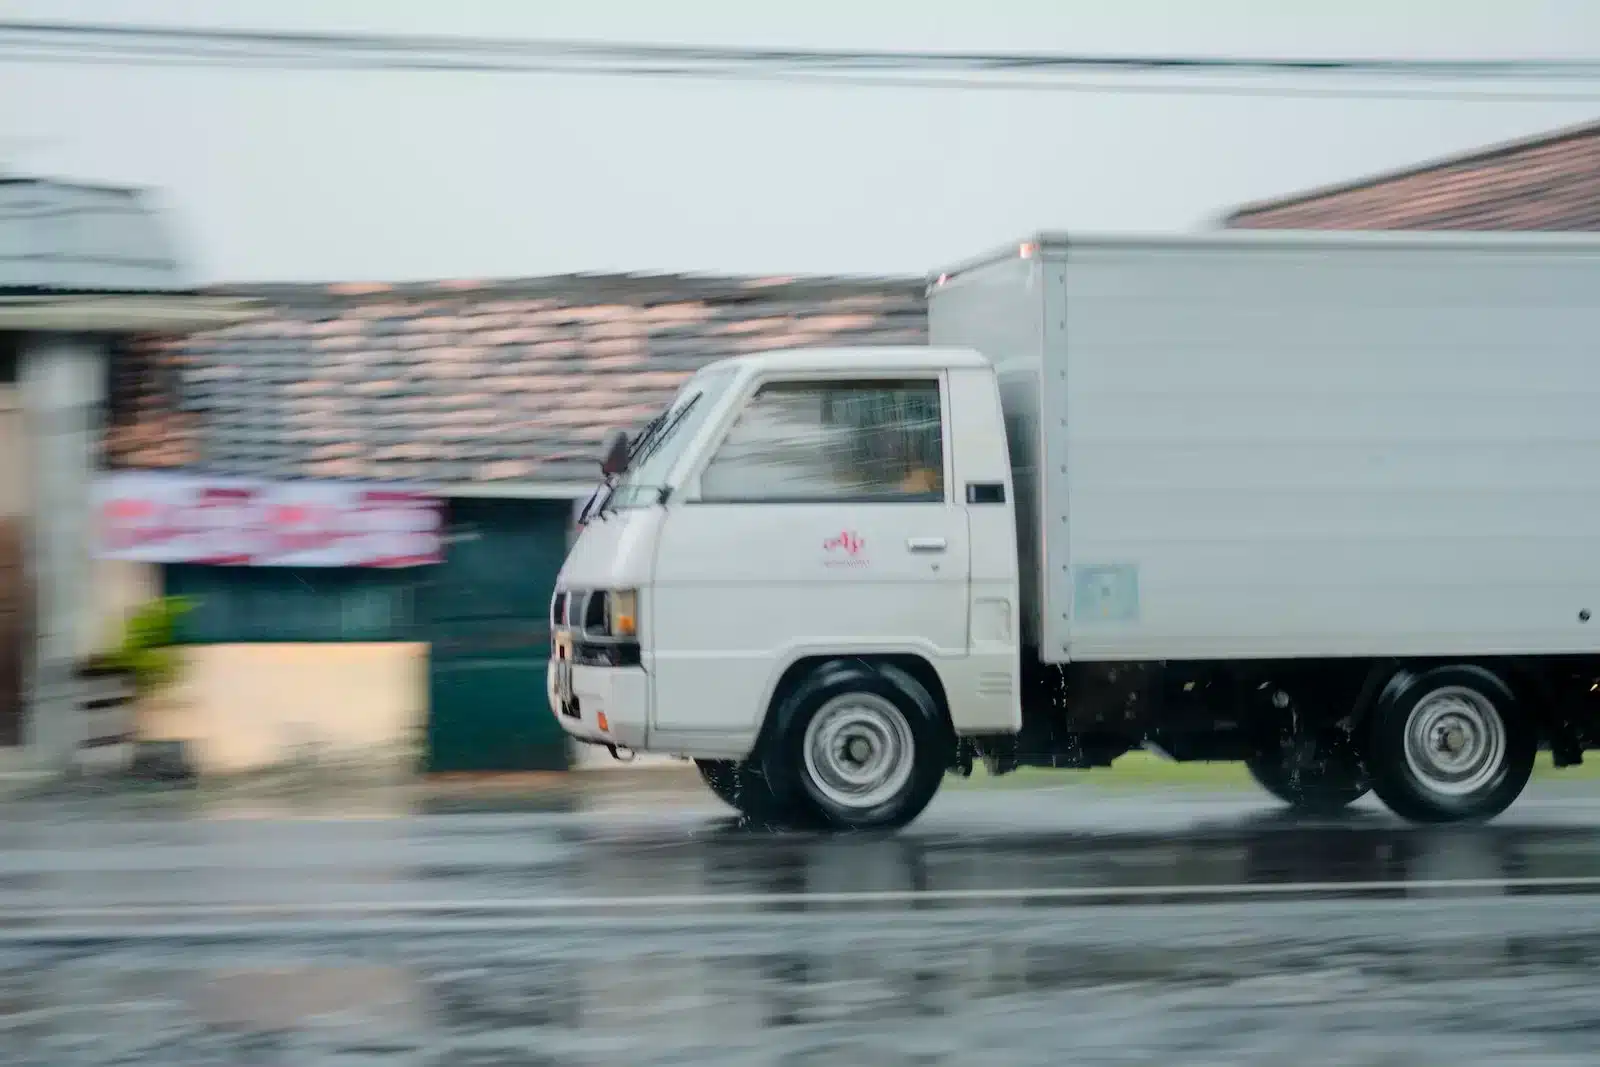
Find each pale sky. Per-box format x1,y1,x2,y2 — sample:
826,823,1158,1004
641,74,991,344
1,0,1596,283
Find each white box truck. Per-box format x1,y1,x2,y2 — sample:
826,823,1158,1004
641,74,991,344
549,231,1600,830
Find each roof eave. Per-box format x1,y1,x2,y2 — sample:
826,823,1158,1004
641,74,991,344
0,293,266,332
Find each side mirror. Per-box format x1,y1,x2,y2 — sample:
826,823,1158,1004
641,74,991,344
598,429,630,477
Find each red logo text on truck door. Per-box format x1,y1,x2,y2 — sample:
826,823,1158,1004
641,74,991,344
823,530,867,567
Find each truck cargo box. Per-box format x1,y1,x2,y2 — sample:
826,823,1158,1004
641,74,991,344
929,232,1600,665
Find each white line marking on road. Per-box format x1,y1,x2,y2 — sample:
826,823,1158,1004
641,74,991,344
5,874,1600,920
2,893,1599,944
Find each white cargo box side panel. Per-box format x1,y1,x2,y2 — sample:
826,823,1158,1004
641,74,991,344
927,253,1052,650
1051,235,1600,662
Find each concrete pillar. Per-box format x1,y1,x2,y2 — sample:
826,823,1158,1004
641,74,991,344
18,334,107,767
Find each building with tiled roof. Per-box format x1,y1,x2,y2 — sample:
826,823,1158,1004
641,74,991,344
112,272,927,492
107,269,928,776
1224,118,1600,231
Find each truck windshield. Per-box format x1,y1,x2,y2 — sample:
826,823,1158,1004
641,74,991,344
606,366,739,509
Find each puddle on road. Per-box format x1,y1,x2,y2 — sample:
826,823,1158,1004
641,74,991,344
513,822,1600,905
187,964,427,1033
15,819,1590,921
10,805,1600,1063
5,935,1600,1065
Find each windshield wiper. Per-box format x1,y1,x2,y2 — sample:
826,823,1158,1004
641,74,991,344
636,395,707,507
624,411,670,466
576,482,607,525
630,393,701,471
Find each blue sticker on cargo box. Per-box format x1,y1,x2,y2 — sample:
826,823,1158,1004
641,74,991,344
1074,564,1139,623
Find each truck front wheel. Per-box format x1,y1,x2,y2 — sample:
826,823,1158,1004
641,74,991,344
693,759,798,827
760,659,948,832
1366,666,1535,824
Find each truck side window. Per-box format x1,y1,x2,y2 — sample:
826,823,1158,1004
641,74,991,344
700,379,944,503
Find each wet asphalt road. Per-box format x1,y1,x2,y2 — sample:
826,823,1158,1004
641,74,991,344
6,783,1600,1065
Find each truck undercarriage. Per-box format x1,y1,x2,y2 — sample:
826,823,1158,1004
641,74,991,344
961,654,1600,820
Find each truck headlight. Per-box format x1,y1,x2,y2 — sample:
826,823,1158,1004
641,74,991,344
606,589,638,638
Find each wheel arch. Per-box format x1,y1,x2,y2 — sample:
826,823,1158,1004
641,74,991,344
754,651,955,758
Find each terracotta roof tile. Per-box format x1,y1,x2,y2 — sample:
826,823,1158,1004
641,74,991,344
109,271,928,483
1226,119,1600,231
109,273,928,485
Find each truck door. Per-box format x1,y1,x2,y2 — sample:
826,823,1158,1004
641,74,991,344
650,373,971,738
947,365,1021,734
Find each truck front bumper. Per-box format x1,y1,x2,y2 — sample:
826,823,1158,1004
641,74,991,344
549,662,649,751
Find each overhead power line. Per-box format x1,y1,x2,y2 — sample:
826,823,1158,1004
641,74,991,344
3,20,1600,101
4,19,1600,77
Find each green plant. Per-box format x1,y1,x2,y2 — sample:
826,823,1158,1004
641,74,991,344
104,596,195,698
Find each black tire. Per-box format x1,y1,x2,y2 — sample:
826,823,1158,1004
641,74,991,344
759,659,949,832
1246,745,1371,815
693,758,796,826
1365,665,1535,824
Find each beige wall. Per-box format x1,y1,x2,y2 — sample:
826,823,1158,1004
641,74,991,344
142,642,428,774
88,563,426,775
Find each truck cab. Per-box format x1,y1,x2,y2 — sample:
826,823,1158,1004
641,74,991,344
550,346,1019,828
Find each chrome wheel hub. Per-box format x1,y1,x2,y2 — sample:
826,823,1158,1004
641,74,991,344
801,693,915,811
1403,686,1507,797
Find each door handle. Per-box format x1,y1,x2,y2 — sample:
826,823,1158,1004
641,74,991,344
906,537,947,553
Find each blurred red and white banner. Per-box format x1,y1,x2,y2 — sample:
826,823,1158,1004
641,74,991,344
92,472,442,568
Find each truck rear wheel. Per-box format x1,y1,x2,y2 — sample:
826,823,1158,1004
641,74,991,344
1245,743,1370,815
760,659,948,832
693,758,797,827
1366,665,1535,824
